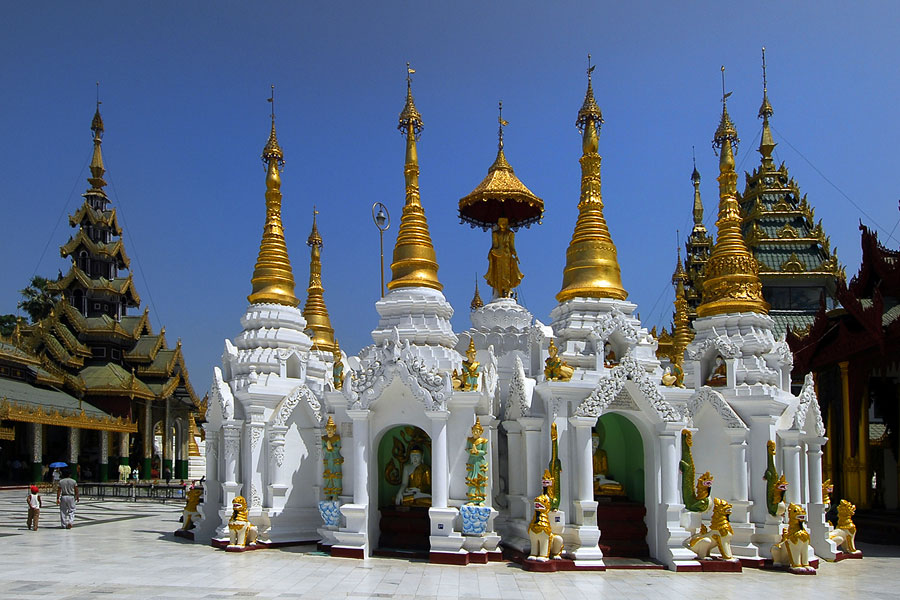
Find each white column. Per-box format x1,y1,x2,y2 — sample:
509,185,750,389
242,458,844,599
68,427,80,466
502,420,525,518
519,416,545,500
143,401,153,470
164,398,172,468
31,423,42,464
483,416,499,508
244,406,265,511
726,430,749,502
659,429,679,505
428,410,450,509
806,437,826,505
100,430,109,470
348,410,370,506
747,416,776,525
119,433,130,464
221,420,242,486
569,416,596,505
780,432,802,505
268,425,289,510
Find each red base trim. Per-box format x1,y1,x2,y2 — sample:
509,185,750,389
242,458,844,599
503,546,606,571
699,559,742,572
331,546,365,559
430,552,470,565
834,551,863,561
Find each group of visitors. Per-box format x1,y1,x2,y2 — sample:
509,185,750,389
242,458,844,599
23,468,79,530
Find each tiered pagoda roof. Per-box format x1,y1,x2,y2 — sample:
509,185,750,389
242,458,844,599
4,107,198,422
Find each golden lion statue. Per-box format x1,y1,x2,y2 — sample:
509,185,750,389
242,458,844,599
180,487,203,531
527,492,564,561
227,495,258,548
829,499,860,554
684,498,735,560
771,503,815,573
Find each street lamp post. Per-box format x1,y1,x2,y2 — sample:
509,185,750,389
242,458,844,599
372,202,391,297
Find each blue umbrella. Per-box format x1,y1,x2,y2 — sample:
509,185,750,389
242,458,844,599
49,462,67,468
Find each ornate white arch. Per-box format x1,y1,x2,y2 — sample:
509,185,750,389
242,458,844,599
588,307,640,348
686,388,747,429
344,339,450,412
505,355,532,420
271,384,322,427
685,335,740,361
576,355,680,422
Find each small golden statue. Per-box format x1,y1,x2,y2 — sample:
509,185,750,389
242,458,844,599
332,342,344,390
822,478,833,509
454,339,481,391
395,446,432,507
227,496,258,548
322,416,343,500
706,356,727,387
465,418,489,505
684,497,735,560
180,487,203,531
771,503,815,573
544,339,574,381
527,469,564,561
661,367,677,387
829,499,860,554
592,431,625,497
485,217,523,298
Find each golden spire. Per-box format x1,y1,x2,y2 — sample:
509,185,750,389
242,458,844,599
697,68,769,318
302,207,336,353
88,83,107,192
557,55,628,303
671,247,693,359
387,64,443,291
758,47,777,167
691,149,704,228
248,85,300,307
470,276,484,311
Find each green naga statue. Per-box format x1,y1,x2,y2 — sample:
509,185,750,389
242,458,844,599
764,440,788,517
679,429,713,513
547,422,562,511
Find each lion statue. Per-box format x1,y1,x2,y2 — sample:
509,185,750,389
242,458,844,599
684,498,735,560
527,491,564,561
227,495,258,548
771,503,815,573
180,487,203,531
829,499,860,555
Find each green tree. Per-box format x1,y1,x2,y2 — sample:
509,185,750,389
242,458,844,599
17,276,60,323
0,314,17,337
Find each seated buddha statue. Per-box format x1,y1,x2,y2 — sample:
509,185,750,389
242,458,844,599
592,432,625,497
604,343,618,368
395,447,432,507
706,356,727,387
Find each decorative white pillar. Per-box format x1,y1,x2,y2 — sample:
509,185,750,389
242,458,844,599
119,433,130,464
724,428,758,559
221,420,242,486
502,420,525,518
143,401,153,477
244,406,266,512
428,410,450,509
31,422,42,464
659,429,679,505
348,410,369,506
163,398,172,470
657,422,697,570
727,430,749,502
567,415,602,562
68,427,80,466
482,416,499,508
780,432,802,505
100,430,109,470
334,409,370,557
268,424,289,510
806,435,836,559
519,416,545,500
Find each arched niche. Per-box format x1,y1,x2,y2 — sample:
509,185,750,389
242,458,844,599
376,424,432,509
596,413,644,503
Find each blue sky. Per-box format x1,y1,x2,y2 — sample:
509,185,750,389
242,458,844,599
2,2,898,394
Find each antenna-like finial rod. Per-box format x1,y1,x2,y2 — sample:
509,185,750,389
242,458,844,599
96,81,101,109
721,65,727,105
268,84,276,122
692,145,696,169
762,47,768,92
497,100,508,150
407,61,415,86
587,53,595,81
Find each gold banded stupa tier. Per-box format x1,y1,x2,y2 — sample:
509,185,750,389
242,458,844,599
302,210,336,353
696,77,769,318
557,63,627,302
387,71,443,292
248,107,300,307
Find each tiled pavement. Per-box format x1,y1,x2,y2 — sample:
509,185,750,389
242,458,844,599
0,489,898,600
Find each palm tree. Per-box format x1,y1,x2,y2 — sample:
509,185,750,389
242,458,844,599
17,276,60,323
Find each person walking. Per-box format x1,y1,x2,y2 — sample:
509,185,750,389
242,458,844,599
26,485,41,531
56,469,79,529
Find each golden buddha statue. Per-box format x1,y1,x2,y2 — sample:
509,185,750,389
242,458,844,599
456,339,481,391
395,446,432,507
485,217,523,298
603,343,618,367
706,356,727,387
544,339,574,381
592,432,625,497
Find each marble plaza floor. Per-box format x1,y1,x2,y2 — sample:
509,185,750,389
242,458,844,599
0,489,898,600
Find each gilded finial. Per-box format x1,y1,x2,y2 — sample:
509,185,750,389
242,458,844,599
470,275,484,311
497,101,508,151
557,61,627,303
758,47,776,161
388,65,443,291
712,66,739,154
303,207,336,352
697,73,768,318
248,86,299,307
87,85,106,192
691,152,703,226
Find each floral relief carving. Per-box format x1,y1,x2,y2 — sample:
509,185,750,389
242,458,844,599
576,355,680,422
